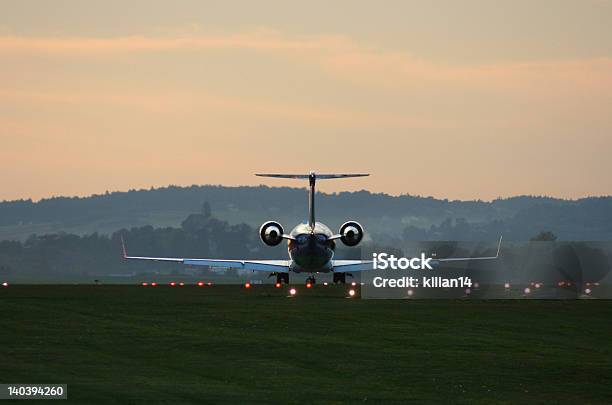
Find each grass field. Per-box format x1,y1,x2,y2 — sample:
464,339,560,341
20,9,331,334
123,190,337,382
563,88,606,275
1,285,611,404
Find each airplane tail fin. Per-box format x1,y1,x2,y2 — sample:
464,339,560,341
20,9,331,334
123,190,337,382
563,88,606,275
255,172,369,229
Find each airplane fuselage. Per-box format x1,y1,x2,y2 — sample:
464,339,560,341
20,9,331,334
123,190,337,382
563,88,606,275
287,222,335,273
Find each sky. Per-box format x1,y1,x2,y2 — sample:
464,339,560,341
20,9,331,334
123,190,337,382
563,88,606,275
1,0,611,201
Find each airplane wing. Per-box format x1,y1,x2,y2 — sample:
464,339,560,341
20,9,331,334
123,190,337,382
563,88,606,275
121,238,289,272
332,260,373,272
433,236,503,264
332,236,502,272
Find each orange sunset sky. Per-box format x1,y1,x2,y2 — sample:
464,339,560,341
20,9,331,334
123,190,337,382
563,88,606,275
1,0,611,201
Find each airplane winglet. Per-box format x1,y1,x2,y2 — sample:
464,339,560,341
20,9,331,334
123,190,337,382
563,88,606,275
495,235,503,258
121,236,128,258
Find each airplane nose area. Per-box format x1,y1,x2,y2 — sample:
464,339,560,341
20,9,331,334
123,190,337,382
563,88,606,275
307,233,318,247
289,233,334,271
303,234,325,256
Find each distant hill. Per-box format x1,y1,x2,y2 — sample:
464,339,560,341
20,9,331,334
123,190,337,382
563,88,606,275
1,185,611,241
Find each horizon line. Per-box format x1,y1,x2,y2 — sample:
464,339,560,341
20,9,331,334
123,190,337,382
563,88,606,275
2,183,611,205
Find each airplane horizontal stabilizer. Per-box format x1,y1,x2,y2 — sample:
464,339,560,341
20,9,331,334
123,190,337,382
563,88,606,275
256,173,369,180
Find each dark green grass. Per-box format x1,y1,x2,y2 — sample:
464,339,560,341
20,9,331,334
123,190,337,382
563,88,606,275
0,285,611,404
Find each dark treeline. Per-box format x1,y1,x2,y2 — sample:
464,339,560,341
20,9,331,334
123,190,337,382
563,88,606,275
1,185,612,242
402,197,612,241
0,186,568,227
1,203,610,283
0,207,271,280
0,206,360,281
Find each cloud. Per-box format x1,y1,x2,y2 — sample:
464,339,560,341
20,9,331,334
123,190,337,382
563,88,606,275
0,29,355,53
1,29,610,96
0,88,454,131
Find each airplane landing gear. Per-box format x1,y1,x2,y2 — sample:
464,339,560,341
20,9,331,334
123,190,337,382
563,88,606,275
333,273,347,284
305,276,316,287
271,272,289,284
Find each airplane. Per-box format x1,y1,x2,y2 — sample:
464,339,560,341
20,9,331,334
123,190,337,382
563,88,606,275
122,172,502,285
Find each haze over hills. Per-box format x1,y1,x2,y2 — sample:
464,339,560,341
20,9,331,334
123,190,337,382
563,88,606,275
1,184,611,242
